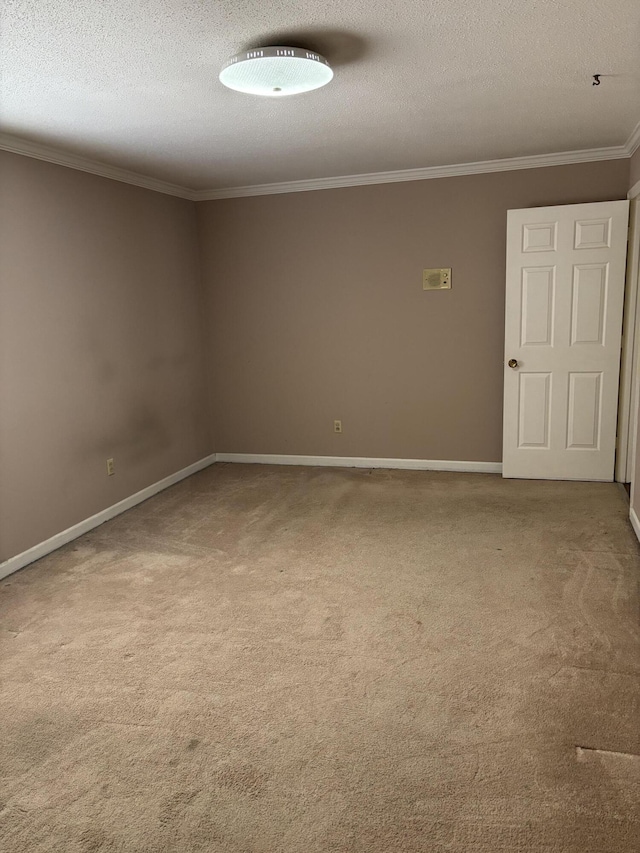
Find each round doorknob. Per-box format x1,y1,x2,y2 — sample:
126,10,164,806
508,358,519,368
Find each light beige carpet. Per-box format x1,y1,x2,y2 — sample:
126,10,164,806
1,464,640,852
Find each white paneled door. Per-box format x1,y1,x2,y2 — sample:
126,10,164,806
503,200,629,480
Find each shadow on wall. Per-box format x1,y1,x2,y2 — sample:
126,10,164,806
244,29,369,67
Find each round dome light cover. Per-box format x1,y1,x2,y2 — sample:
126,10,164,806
219,47,333,97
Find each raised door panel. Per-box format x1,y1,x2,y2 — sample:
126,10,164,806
521,267,555,346
567,372,602,449
518,373,551,449
522,222,558,253
571,264,608,346
574,218,611,250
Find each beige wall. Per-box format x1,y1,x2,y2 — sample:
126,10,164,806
630,147,640,190
0,152,212,562
197,159,630,462
1,151,633,562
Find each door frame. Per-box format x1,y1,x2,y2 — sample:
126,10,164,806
615,179,640,482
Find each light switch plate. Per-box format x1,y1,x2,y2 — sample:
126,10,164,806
423,268,451,290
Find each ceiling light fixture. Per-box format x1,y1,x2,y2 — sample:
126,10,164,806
219,47,333,97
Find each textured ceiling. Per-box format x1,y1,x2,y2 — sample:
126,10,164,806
2,0,639,190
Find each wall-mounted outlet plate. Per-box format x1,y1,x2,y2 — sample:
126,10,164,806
106,457,115,476
333,420,342,434
423,268,451,290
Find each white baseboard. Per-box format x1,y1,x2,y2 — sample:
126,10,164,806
216,453,502,474
0,452,217,582
0,451,501,582
630,507,640,544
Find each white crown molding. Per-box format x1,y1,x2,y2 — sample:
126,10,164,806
216,452,502,474
625,119,640,156
2,121,638,202
0,133,197,200
0,452,217,581
193,145,630,200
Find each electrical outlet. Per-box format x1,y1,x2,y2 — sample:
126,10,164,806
334,420,342,434
106,458,115,476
